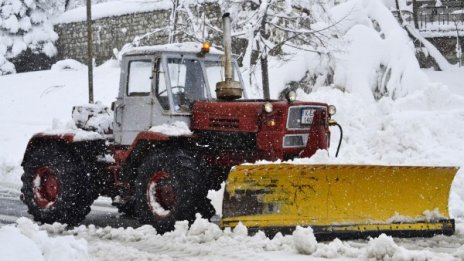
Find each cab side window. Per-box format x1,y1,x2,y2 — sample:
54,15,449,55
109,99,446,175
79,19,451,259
127,60,152,96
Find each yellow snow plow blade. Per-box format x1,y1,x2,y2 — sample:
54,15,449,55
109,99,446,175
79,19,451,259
221,164,458,240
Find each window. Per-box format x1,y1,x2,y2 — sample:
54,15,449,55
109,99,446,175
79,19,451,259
167,58,207,112
127,60,152,96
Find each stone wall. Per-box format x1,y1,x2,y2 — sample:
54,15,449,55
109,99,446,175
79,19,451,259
54,10,172,65
53,3,233,65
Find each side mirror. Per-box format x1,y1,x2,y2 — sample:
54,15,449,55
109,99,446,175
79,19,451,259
111,101,115,111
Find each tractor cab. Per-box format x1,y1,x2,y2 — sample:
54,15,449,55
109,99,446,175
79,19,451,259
113,43,246,145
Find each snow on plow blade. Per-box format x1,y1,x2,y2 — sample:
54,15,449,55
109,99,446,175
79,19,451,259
221,164,458,240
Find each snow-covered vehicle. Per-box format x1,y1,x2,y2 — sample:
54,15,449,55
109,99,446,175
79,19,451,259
20,14,458,239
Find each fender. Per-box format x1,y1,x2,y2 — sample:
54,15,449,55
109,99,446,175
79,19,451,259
117,131,196,181
22,133,106,166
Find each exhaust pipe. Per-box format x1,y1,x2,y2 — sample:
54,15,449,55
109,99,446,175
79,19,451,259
216,13,243,100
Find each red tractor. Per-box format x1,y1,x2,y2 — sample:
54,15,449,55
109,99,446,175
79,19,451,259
20,14,336,233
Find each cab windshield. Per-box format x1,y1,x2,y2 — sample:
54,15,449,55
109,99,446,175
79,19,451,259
165,58,207,112
156,56,244,113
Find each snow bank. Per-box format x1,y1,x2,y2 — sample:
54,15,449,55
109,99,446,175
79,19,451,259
35,216,464,260
149,121,193,136
0,218,89,261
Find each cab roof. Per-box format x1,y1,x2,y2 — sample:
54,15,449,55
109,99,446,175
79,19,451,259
122,42,224,57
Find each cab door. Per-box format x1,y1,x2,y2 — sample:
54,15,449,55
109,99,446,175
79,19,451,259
116,57,155,145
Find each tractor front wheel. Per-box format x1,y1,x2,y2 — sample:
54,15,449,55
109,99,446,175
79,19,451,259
134,149,214,233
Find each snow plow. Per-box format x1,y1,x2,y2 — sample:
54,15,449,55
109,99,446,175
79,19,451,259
19,13,458,239
222,164,457,240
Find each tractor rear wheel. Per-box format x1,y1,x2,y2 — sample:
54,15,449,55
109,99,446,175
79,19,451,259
134,148,214,233
21,145,95,225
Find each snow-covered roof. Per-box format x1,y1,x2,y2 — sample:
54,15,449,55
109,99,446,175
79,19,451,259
122,42,224,56
54,0,173,24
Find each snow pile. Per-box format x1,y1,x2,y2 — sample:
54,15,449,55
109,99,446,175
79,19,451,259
0,218,89,261
149,121,193,136
364,233,453,260
51,59,86,71
366,234,404,259
312,239,360,258
35,216,464,260
72,102,113,134
0,0,58,75
294,82,464,167
187,214,223,243
43,119,104,142
292,226,318,255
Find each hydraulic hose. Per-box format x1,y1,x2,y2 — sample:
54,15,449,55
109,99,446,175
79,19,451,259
334,122,343,157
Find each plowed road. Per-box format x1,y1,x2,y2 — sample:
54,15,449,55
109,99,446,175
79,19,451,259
0,186,142,227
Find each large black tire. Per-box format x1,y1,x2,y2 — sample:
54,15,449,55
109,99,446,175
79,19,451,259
134,148,215,233
21,144,95,226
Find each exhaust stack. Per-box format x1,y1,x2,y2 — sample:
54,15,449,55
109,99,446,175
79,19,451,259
216,13,242,100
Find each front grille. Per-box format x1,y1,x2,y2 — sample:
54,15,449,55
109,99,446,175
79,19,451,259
286,106,325,130
283,134,309,148
209,118,239,129
197,131,256,150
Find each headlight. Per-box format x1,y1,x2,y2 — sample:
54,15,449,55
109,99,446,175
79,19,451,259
263,102,273,113
286,91,296,102
328,105,336,116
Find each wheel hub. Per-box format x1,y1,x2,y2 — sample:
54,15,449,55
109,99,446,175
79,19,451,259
33,166,60,209
147,171,176,218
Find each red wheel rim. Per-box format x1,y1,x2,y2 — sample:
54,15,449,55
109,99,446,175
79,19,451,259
146,171,176,218
33,166,60,209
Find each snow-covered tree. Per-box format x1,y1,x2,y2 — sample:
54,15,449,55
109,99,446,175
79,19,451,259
217,0,432,100
219,0,335,98
0,0,58,75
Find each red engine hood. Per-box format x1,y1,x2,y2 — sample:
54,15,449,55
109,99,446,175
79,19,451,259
191,100,329,133
192,101,264,132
